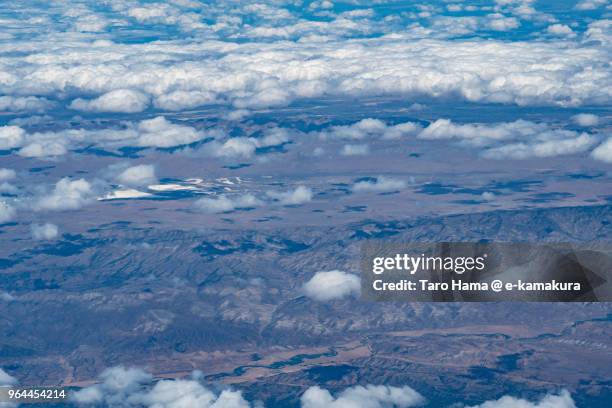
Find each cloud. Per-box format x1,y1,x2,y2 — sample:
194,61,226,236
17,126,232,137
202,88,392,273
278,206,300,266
319,119,421,141
116,165,157,187
0,168,16,182
31,223,59,240
1,24,609,119
34,178,95,211
341,144,369,156
0,95,50,112
572,113,600,127
302,270,360,301
18,139,68,158
71,366,153,406
195,194,260,213
70,89,150,113
130,378,251,408
547,24,576,37
591,137,612,163
71,367,251,408
575,0,609,11
0,200,16,223
135,117,206,148
206,138,258,159
0,126,25,150
301,385,425,408
0,368,17,386
483,133,596,159
487,14,520,31
418,119,598,159
267,185,313,205
352,176,406,193
467,390,575,408
204,129,290,159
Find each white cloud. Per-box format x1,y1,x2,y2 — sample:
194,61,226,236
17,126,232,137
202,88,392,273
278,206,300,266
418,119,598,159
1,30,609,117
482,192,496,201
487,14,520,31
70,89,150,113
117,165,157,187
301,384,424,408
206,138,258,159
71,366,152,406
467,390,575,408
572,113,600,127
302,270,360,301
0,95,50,112
18,139,68,158
0,126,25,150
0,368,17,386
483,133,596,159
591,137,612,163
71,367,251,408
0,200,16,223
547,24,575,37
131,378,251,408
0,292,15,302
34,178,95,211
267,185,312,205
319,119,421,141
341,144,369,156
0,168,16,182
154,90,216,111
31,223,60,240
575,0,609,11
136,117,206,148
352,176,406,193
195,194,260,213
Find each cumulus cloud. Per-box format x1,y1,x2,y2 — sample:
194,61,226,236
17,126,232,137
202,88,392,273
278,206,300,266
352,176,406,193
487,14,520,31
130,378,251,408
71,366,153,406
71,366,251,408
418,119,598,159
319,119,421,141
572,113,600,127
591,137,612,163
341,144,369,156
18,139,68,158
195,194,260,213
267,185,312,205
31,223,60,240
302,270,361,301
204,128,290,159
467,390,575,408
116,165,157,187
0,95,50,112
135,117,206,148
575,0,609,10
0,126,25,150
70,89,150,113
0,368,17,386
0,168,16,182
301,384,424,408
206,137,258,159
0,25,609,120
0,200,16,223
547,24,576,37
34,178,95,211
